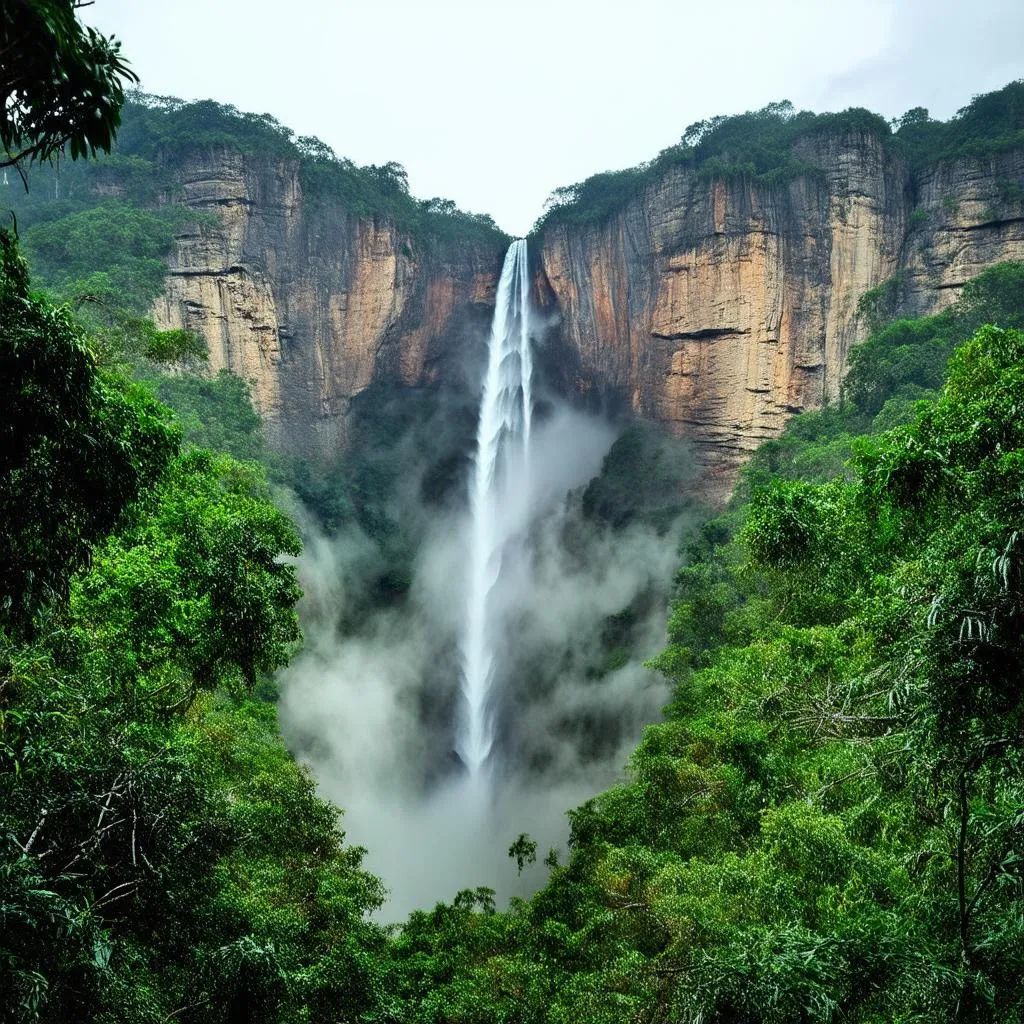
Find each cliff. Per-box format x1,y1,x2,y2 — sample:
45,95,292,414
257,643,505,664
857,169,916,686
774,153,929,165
533,133,1024,495
115,92,1024,498
148,145,506,457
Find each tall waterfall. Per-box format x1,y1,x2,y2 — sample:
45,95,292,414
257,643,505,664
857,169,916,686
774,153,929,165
458,239,534,775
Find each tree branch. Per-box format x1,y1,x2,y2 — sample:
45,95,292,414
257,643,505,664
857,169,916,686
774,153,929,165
162,996,211,1022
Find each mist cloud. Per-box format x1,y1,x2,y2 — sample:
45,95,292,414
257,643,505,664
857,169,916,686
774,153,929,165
279,402,690,919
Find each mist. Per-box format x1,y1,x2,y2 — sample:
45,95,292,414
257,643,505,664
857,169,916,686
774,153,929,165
278,397,692,919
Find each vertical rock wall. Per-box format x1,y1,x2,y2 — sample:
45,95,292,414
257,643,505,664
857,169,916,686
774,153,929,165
535,133,1024,494
150,146,505,457
142,136,1024,496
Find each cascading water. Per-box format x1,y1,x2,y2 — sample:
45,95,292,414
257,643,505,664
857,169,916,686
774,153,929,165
283,235,642,917
458,238,534,776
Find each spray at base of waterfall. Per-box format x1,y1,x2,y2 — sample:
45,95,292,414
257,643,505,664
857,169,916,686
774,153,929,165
278,241,689,914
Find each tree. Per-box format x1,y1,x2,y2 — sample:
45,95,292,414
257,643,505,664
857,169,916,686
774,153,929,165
295,134,336,163
0,230,179,634
508,833,538,874
368,160,409,195
1,0,138,177
23,201,179,311
73,450,302,694
894,105,931,130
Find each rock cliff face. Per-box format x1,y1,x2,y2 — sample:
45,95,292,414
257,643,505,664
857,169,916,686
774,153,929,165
901,147,1024,304
145,136,1024,494
150,146,505,456
533,134,1024,495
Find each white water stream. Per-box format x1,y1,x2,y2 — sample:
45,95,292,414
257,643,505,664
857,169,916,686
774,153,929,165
281,237,670,917
457,239,534,775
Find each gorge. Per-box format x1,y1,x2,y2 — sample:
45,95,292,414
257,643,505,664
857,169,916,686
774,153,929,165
7,55,1024,1019
12,84,1024,908
110,90,1024,499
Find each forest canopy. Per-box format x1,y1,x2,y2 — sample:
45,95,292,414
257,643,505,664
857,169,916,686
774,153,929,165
535,79,1024,232
9,90,508,250
378,275,1024,1024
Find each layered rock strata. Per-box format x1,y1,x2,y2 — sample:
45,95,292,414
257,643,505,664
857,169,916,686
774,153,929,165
534,134,1024,494
142,137,1024,494
150,146,505,456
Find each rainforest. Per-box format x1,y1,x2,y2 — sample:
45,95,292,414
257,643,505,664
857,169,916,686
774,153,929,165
3,2,1024,1022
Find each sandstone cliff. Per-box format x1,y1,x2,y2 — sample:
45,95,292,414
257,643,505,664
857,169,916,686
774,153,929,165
533,133,1024,495
139,130,1024,497
149,145,505,457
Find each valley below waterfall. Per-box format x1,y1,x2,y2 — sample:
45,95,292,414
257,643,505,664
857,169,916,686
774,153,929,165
278,236,691,915
5,7,1024,1016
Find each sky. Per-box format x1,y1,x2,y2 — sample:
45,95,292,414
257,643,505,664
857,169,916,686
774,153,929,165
90,0,1024,236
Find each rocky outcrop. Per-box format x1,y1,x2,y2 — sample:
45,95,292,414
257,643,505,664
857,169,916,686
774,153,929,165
901,148,1024,306
150,146,505,456
534,134,1024,496
141,133,1024,496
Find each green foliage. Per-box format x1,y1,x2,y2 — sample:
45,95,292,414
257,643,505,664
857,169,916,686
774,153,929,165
846,261,1024,416
739,405,871,495
0,217,391,1023
12,192,214,382
22,201,190,312
0,231,179,635
535,101,890,232
895,80,1024,167
0,632,389,1023
685,101,888,183
536,81,1024,233
509,834,539,875
6,87,501,252
115,93,304,160
581,424,695,532
148,370,267,464
387,319,1024,1020
74,450,302,691
83,92,509,249
907,206,929,229
0,0,137,172
1,29,393,1024
854,273,907,335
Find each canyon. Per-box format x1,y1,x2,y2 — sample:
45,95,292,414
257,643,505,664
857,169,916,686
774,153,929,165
147,125,1024,495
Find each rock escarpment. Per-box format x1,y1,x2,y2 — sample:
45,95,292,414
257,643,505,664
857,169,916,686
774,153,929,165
900,147,1024,301
533,134,1024,494
142,133,1024,495
150,146,505,456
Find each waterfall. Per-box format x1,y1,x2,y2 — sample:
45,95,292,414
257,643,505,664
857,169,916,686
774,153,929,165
458,239,534,775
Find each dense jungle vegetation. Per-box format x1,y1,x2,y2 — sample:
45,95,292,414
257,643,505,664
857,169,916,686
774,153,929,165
4,3,1024,1020
392,262,1024,1024
11,90,508,250
534,79,1024,231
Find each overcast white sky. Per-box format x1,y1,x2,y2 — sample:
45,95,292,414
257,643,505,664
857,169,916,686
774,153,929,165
90,0,1023,236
